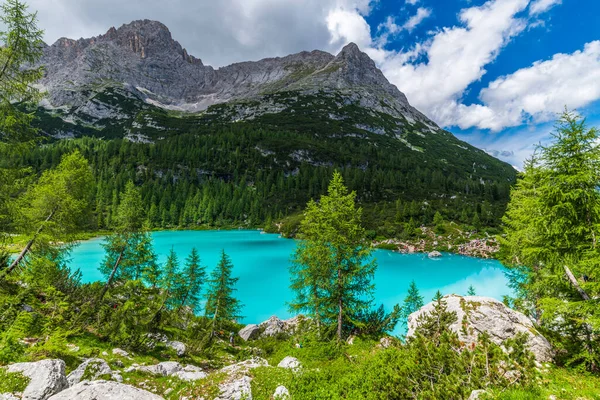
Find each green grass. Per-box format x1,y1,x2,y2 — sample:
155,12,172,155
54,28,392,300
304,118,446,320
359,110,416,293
0,369,29,393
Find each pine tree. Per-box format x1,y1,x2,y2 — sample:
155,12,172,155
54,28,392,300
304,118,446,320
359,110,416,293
290,171,377,340
160,248,182,309
467,285,476,296
205,250,242,334
180,248,206,312
400,280,424,327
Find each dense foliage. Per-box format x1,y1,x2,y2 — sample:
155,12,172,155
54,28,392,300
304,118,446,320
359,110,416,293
501,111,600,372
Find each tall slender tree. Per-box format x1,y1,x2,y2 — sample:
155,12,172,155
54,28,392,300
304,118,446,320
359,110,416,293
180,248,206,311
205,250,242,335
501,110,600,371
98,181,156,300
400,280,424,327
290,171,377,340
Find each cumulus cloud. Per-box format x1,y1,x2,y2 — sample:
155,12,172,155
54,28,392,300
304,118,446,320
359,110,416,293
464,41,600,130
378,0,530,128
406,0,420,5
529,0,562,15
403,7,432,32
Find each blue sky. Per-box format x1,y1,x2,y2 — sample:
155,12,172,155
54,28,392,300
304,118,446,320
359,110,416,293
21,0,600,167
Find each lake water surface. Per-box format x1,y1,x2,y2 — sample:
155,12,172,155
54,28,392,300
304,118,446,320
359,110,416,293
67,230,510,329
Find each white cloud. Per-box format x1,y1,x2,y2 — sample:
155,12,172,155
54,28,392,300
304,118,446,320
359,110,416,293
463,41,600,130
403,7,432,32
529,0,561,15
406,0,420,5
378,0,530,128
22,0,375,67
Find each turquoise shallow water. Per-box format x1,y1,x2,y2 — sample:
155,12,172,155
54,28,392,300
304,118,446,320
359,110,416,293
66,230,510,329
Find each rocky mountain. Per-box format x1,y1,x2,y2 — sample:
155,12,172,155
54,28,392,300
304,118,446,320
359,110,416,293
37,19,435,134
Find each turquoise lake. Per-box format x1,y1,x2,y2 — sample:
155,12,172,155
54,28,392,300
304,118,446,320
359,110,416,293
67,230,510,329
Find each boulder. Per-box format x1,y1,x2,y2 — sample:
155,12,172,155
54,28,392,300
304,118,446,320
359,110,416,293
428,251,442,258
7,359,68,400
468,389,487,400
67,358,116,386
173,365,207,381
0,394,21,400
277,356,301,370
216,376,252,400
166,340,186,356
260,316,285,337
111,348,129,358
407,295,554,363
238,324,260,341
220,357,268,376
273,385,290,399
138,361,182,376
378,337,393,349
47,380,164,400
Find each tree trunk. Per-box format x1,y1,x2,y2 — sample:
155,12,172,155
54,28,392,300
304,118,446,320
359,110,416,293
98,250,124,302
564,265,591,300
4,209,56,276
211,297,220,337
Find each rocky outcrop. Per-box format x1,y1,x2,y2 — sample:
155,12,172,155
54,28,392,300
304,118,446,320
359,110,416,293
47,380,164,400
407,295,554,362
277,356,301,370
7,359,68,400
130,361,206,381
145,333,186,356
238,324,260,341
240,315,310,341
67,358,121,386
38,20,431,126
216,376,252,400
220,357,269,376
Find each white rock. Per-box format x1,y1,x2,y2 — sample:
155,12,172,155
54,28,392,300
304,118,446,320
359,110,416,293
220,357,268,376
468,390,486,400
238,324,260,341
47,380,164,400
379,337,393,349
273,386,290,399
166,340,186,356
173,364,207,381
216,376,252,400
0,394,21,400
111,348,129,357
407,295,554,363
277,356,301,370
7,359,68,400
67,358,113,386
259,316,285,337
428,251,442,258
138,361,182,377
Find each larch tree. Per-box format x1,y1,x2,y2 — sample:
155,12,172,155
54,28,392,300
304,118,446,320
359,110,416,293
205,250,242,335
98,181,157,300
501,110,600,371
290,171,377,340
3,151,94,277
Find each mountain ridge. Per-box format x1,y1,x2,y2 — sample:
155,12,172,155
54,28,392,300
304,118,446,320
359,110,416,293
38,19,431,125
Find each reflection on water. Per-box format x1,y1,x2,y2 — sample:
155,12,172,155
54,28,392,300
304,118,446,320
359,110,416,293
68,230,511,335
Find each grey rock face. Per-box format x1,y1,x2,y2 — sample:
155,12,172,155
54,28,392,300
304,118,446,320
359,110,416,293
38,20,433,127
238,324,260,341
67,358,117,386
172,364,207,382
47,380,164,400
216,376,253,400
407,295,554,363
7,359,68,400
259,316,285,337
